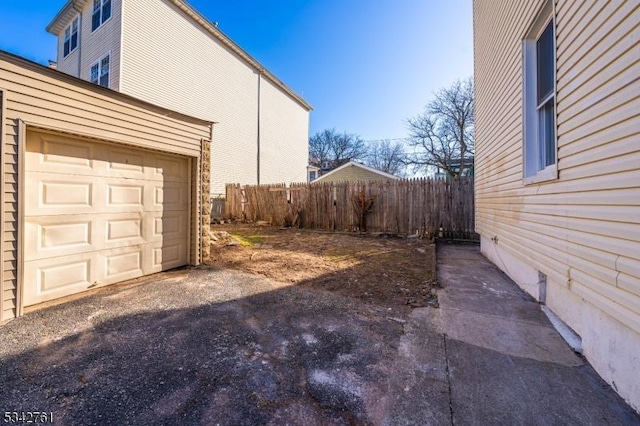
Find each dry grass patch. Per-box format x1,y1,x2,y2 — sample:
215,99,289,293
208,224,438,311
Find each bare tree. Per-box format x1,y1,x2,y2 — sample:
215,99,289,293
405,78,474,177
365,139,407,177
309,128,368,170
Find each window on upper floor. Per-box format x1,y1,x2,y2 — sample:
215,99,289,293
92,0,112,31
90,54,110,88
63,15,79,57
523,3,557,184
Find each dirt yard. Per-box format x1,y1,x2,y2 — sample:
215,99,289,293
208,224,438,312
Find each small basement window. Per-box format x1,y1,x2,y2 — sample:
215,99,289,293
90,54,110,88
523,3,557,184
92,0,112,31
63,15,79,57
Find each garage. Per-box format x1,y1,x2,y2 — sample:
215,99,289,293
23,131,191,305
0,51,213,322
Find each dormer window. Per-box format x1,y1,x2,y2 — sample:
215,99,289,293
92,0,112,31
63,15,79,57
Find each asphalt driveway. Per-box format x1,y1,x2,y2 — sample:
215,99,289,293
0,244,638,425
0,266,429,425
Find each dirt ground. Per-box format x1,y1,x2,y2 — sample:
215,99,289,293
208,224,438,312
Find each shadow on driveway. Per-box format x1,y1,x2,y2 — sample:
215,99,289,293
1,244,638,425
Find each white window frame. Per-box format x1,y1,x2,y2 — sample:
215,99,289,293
91,0,112,32
90,53,111,88
523,1,557,185
63,15,80,58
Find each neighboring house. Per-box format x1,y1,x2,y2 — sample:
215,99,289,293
307,164,320,183
308,158,352,179
474,0,639,411
314,161,400,184
46,0,312,196
0,50,212,323
434,157,475,179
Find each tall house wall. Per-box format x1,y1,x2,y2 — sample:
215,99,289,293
120,0,310,194
55,0,122,91
259,77,309,184
474,0,640,410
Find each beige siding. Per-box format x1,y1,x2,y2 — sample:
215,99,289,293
54,0,122,90
0,52,211,320
317,164,396,183
259,77,309,184
56,35,80,77
474,0,640,408
121,0,258,194
119,0,311,194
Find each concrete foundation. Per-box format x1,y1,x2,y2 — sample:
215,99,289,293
481,235,640,413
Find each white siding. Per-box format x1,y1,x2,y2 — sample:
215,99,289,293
56,31,80,77
54,0,122,90
259,77,309,184
119,0,311,194
0,52,211,322
474,0,640,410
120,0,259,195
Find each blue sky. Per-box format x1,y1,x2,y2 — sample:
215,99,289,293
0,0,473,141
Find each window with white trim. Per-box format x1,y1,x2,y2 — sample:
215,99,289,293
63,15,79,57
92,0,112,31
523,7,557,183
90,54,110,88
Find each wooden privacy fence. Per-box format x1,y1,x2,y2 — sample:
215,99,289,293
225,178,476,240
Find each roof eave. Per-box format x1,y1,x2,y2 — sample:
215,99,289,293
46,0,87,34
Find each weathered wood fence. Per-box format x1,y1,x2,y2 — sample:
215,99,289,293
224,178,476,239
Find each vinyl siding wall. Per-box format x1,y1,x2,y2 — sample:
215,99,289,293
259,77,309,184
474,0,640,409
56,0,122,90
0,53,211,322
120,0,309,195
120,0,257,195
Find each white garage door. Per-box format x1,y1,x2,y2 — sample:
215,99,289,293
23,131,190,306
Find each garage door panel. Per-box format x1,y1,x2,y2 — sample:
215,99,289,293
107,148,146,179
147,211,187,242
101,246,145,283
23,253,97,306
26,173,94,216
25,217,92,259
147,240,188,273
149,155,190,183
24,131,190,307
150,182,189,211
107,181,145,209
26,133,96,173
104,216,145,248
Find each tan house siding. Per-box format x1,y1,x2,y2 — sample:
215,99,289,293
0,52,211,321
259,77,309,184
474,0,640,410
55,0,122,90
